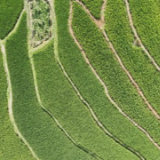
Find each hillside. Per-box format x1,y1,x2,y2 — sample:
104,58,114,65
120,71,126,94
1,0,160,159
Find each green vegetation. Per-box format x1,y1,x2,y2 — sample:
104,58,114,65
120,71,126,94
5,12,95,160
0,46,34,160
129,0,160,66
72,2,160,159
80,0,103,19
0,0,23,39
28,0,52,47
105,0,160,144
1,0,160,159
33,41,138,160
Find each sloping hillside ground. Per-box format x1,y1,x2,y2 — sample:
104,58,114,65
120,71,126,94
1,0,160,159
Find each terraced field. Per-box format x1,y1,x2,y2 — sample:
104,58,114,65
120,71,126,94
1,0,160,159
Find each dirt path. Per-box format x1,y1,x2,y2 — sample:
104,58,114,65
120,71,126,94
50,0,145,159
0,41,40,160
1,1,98,159
70,2,146,160
29,56,101,160
26,0,102,159
0,7,39,160
72,0,160,152
77,0,160,120
100,0,107,28
125,0,160,72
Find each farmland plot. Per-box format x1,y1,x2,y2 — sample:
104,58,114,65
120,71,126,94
3,12,96,160
1,0,160,159
128,0,160,66
70,1,160,159
0,46,34,160
0,0,23,39
79,0,103,19
105,0,160,144
33,41,139,160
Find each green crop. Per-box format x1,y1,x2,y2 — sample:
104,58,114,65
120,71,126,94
0,0,23,39
5,12,95,160
129,0,160,66
1,0,160,159
33,39,138,160
80,0,103,19
0,46,34,160
105,0,160,144
72,2,160,159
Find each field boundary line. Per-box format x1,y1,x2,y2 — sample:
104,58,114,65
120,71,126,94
2,9,25,41
29,55,102,160
76,0,160,121
125,0,160,72
52,0,145,159
0,40,40,160
73,0,160,152
30,39,53,54
25,0,101,159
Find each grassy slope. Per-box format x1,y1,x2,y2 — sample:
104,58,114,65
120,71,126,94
5,12,94,160
129,0,160,66
71,2,160,159
0,47,34,160
33,41,139,160
80,0,103,19
0,0,23,39
105,0,160,144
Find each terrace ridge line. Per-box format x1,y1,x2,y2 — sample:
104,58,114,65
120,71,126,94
73,0,160,152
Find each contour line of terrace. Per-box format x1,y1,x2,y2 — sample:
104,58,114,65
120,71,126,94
51,0,145,159
125,0,160,120
0,8,40,160
73,0,160,151
125,0,160,72
0,0,154,159
75,0,160,120
0,39,40,160
29,52,102,160
0,2,96,160
25,0,103,159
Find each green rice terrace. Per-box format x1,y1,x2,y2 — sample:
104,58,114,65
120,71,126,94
1,0,160,159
